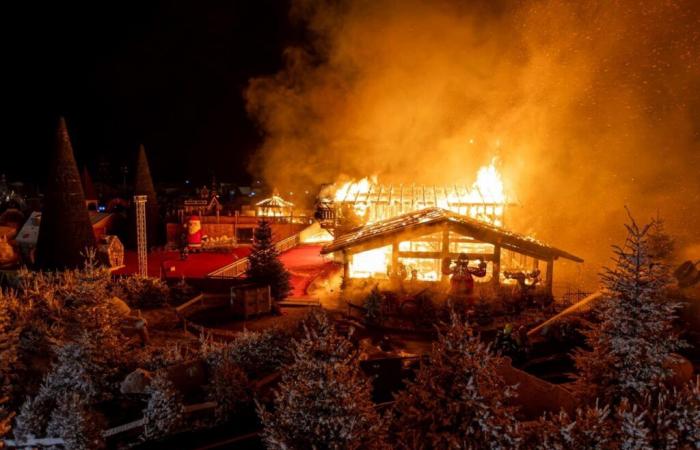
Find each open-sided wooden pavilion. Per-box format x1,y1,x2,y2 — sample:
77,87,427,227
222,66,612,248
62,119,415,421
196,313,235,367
321,207,583,296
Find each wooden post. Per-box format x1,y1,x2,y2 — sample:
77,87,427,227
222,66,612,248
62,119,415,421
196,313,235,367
546,258,554,296
343,250,350,281
492,244,501,287
391,240,399,276
441,225,450,281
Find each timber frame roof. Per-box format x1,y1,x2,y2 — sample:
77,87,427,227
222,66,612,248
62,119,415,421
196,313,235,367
321,207,583,263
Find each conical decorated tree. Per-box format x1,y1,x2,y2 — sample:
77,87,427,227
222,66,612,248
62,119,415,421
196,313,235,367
574,212,685,403
36,117,96,269
389,313,522,449
134,144,160,247
247,219,291,300
258,309,386,449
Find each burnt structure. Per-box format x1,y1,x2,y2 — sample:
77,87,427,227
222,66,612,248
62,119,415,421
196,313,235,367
316,183,511,233
321,207,582,296
36,117,96,269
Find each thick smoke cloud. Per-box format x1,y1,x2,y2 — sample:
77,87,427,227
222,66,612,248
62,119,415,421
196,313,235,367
246,0,700,288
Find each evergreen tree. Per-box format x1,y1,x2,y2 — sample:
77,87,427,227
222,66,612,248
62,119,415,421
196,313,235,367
258,309,385,449
363,285,384,325
141,372,184,441
637,378,700,449
133,144,160,247
574,213,685,403
527,403,614,450
46,393,105,450
247,219,291,300
35,117,96,269
389,313,521,449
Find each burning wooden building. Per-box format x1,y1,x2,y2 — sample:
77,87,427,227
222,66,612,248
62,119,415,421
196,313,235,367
316,162,512,232
320,207,582,296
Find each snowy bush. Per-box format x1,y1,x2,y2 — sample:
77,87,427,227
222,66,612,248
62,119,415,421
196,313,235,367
389,312,522,449
12,389,54,442
209,327,293,379
258,310,385,449
526,402,614,450
141,372,184,441
111,275,170,309
574,213,685,403
206,355,250,423
46,393,105,450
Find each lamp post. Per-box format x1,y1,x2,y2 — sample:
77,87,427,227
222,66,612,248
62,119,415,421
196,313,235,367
134,195,148,277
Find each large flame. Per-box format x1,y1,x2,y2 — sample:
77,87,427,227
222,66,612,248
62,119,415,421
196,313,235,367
327,159,508,226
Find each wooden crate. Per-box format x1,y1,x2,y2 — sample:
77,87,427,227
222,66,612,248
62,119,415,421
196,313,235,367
230,284,271,318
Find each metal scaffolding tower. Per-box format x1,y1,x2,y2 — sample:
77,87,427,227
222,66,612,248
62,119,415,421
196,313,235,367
134,195,148,277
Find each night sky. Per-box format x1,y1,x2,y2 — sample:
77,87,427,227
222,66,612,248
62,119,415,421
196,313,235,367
3,1,294,187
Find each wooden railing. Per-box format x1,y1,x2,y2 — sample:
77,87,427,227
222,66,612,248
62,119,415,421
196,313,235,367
207,233,301,279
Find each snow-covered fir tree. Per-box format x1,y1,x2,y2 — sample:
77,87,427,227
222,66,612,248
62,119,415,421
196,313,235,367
526,402,614,450
141,372,184,441
258,309,386,449
205,327,293,379
390,312,521,449
617,400,652,450
46,393,105,450
247,219,291,301
635,377,700,449
574,213,685,403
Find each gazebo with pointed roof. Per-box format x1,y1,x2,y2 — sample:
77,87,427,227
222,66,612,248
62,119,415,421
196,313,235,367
256,191,294,219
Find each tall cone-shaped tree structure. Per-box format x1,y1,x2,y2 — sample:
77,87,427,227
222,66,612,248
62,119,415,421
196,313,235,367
36,117,96,269
134,144,160,247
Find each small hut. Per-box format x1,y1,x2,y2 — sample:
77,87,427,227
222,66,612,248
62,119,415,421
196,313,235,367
97,235,124,268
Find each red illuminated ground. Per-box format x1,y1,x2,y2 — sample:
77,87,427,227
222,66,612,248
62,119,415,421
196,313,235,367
114,248,251,279
114,244,336,299
279,245,337,298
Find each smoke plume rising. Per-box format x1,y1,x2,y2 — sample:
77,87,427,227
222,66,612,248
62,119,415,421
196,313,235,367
246,0,700,288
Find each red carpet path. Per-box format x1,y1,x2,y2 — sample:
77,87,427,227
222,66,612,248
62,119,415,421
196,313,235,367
114,248,251,279
279,245,337,298
114,245,334,298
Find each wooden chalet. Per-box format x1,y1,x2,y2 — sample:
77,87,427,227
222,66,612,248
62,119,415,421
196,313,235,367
321,207,583,295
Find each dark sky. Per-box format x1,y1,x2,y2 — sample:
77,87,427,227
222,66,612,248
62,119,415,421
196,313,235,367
2,1,293,187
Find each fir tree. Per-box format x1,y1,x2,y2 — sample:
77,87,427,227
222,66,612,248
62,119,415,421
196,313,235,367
35,117,96,269
574,212,685,403
46,393,105,450
247,219,291,301
527,403,614,450
638,377,700,449
141,372,184,441
258,309,385,449
389,313,521,449
363,285,384,325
